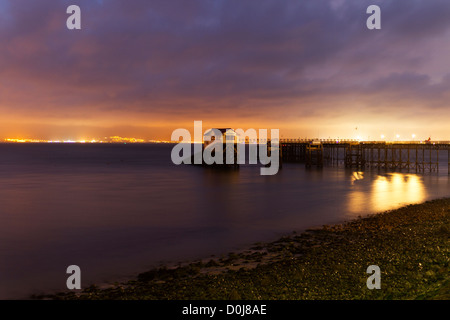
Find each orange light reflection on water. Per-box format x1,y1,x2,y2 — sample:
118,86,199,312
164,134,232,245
347,172,427,216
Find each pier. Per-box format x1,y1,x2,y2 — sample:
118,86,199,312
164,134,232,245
280,140,450,174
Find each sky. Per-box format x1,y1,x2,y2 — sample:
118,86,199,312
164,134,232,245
1,0,450,141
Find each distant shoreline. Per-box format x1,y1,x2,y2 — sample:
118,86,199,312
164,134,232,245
39,198,450,300
0,141,177,144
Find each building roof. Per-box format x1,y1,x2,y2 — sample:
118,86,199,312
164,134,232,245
204,128,238,136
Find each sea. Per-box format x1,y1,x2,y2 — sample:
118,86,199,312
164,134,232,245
0,143,448,299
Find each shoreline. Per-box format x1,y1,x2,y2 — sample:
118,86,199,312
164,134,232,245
38,198,449,300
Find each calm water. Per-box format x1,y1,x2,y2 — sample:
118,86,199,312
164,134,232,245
0,143,448,299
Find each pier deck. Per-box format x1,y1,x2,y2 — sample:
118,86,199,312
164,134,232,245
280,140,450,173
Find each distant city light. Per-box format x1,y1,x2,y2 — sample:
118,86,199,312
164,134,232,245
2,136,160,144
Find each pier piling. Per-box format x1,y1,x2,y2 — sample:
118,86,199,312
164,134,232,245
280,140,449,173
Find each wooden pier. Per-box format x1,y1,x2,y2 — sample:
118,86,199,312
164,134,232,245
280,140,450,174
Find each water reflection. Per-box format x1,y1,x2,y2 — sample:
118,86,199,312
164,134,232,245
372,173,426,212
351,171,364,185
348,172,427,216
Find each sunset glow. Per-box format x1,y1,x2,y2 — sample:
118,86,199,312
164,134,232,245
0,0,450,141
